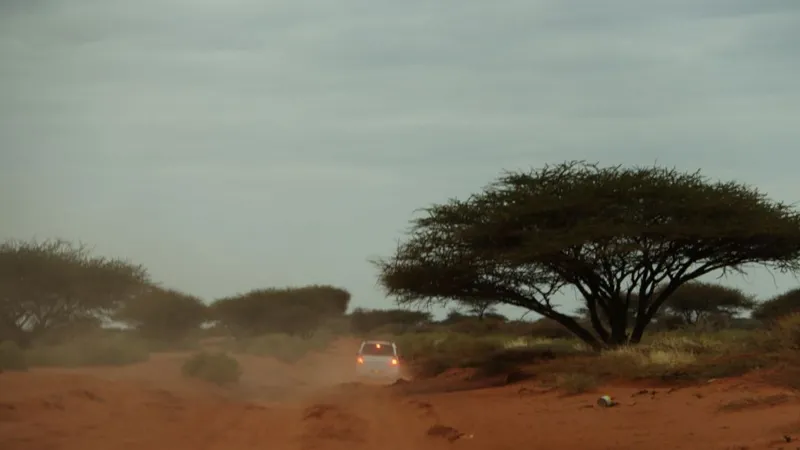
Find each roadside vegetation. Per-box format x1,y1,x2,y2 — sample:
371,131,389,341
2,161,800,392
181,351,241,385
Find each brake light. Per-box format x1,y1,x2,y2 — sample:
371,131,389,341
357,356,364,364
390,358,398,366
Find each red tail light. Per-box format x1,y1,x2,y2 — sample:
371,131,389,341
357,356,364,364
390,358,398,366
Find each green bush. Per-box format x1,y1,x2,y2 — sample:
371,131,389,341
435,333,505,356
387,328,786,381
25,335,150,367
318,316,353,335
0,340,28,371
447,318,505,335
393,333,442,361
728,313,800,356
397,333,591,378
181,351,241,385
394,333,507,377
231,332,333,363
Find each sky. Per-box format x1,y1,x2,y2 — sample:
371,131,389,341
2,0,799,319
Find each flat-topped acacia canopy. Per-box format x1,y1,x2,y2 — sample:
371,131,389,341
375,161,800,349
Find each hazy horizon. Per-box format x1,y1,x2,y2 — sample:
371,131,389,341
2,0,799,318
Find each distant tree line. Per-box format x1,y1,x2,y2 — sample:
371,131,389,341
4,162,800,349
2,236,800,349
0,239,353,347
2,237,800,348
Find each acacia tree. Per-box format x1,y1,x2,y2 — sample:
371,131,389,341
462,299,500,320
349,308,431,334
440,309,507,324
529,317,578,339
659,281,754,326
116,286,208,340
212,285,351,337
374,162,800,349
573,282,752,330
753,288,800,322
0,239,150,345
574,293,647,328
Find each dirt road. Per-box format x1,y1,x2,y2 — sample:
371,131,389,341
2,340,799,450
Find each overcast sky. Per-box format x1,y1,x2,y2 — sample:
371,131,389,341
2,0,799,318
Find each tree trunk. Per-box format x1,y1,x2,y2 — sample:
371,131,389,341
630,283,683,343
548,313,604,352
608,311,629,347
629,313,655,344
585,300,609,343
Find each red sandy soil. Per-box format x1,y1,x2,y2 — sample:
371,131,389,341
2,339,800,450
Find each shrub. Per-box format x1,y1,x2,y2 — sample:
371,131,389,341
393,333,442,361
734,314,800,354
528,318,577,340
644,329,765,356
587,330,778,381
394,333,507,377
447,318,505,335
211,285,350,337
504,337,592,357
393,333,591,378
753,288,800,322
389,328,781,381
0,340,28,371
116,287,208,342
33,317,106,345
645,334,724,355
774,313,800,350
318,316,353,335
182,351,241,385
466,345,575,379
349,308,431,335
232,332,333,363
25,335,150,367
595,347,694,379
395,332,501,361
555,373,598,394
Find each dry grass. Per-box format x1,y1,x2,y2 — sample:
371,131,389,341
24,334,150,367
554,373,599,394
601,346,698,370
224,332,333,363
389,317,800,385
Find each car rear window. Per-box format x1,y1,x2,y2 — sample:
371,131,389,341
360,343,395,356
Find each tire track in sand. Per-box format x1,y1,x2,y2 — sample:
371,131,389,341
296,383,466,450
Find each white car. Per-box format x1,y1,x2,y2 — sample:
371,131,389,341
355,340,401,380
